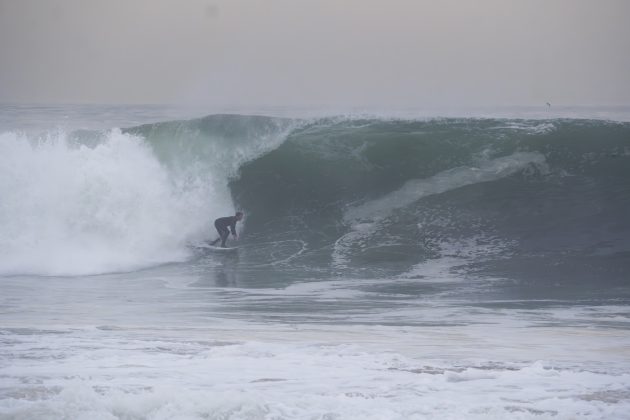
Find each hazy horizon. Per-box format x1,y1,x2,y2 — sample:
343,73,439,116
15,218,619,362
1,0,629,108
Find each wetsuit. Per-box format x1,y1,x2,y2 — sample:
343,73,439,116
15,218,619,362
211,216,238,247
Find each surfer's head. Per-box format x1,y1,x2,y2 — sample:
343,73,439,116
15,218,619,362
235,211,244,221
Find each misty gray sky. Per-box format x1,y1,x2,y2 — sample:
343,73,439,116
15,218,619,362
1,0,629,107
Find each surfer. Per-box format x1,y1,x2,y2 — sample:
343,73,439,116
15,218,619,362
211,212,243,248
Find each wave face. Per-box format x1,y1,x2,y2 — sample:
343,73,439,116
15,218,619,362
231,118,630,290
2,115,629,284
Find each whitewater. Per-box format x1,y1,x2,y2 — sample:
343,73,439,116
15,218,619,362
1,104,630,419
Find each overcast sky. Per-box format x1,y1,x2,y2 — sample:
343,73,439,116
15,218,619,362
1,0,629,107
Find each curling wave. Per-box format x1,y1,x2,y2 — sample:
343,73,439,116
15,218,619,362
1,115,629,281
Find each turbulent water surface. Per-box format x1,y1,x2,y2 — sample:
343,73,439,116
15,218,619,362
1,105,630,419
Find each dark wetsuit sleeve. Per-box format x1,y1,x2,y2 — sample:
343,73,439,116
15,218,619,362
229,218,237,235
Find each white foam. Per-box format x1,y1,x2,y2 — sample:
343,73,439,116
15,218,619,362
345,151,546,222
0,130,231,276
331,222,378,269
1,325,629,420
399,234,515,281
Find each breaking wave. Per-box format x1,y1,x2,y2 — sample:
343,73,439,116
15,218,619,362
1,115,629,279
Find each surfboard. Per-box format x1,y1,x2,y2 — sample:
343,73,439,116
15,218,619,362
194,243,238,252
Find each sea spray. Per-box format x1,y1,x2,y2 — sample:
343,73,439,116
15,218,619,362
0,130,213,275
0,115,296,275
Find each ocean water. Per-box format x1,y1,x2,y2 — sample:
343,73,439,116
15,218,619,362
1,104,630,419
